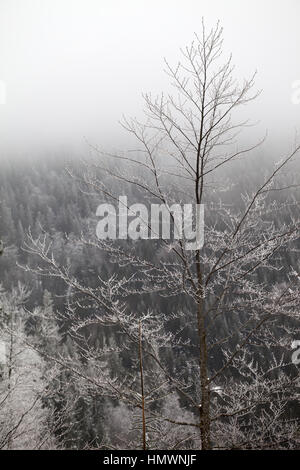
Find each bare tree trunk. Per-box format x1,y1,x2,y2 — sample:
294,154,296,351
139,321,146,450
196,252,211,449
6,309,15,450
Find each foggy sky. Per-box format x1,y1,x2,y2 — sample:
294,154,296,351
0,0,299,158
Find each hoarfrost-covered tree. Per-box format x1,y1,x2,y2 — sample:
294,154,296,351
26,21,300,449
0,284,59,449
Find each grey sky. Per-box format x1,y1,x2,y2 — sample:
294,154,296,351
0,0,299,157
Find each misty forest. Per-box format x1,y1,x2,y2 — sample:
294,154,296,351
0,19,299,450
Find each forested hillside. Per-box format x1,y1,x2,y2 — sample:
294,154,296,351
0,152,299,449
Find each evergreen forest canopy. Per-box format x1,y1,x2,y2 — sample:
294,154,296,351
0,148,298,449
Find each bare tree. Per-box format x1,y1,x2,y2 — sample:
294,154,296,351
25,21,300,449
0,284,61,449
